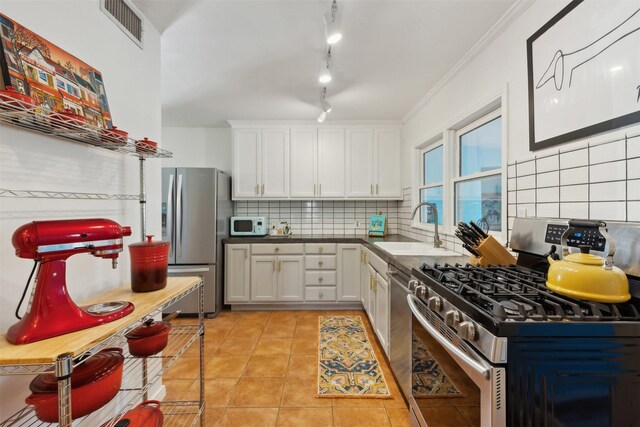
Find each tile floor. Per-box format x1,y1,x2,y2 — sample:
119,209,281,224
165,310,410,427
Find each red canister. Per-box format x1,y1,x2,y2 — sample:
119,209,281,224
129,235,169,292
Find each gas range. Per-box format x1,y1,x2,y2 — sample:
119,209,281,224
404,218,640,427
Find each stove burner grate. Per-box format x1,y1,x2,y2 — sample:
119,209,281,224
418,263,640,322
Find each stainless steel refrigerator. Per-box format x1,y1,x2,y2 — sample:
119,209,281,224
161,168,231,317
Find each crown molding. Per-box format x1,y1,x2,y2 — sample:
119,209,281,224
227,119,403,128
402,0,535,124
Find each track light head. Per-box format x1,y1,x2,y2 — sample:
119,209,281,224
318,50,332,84
317,111,327,123
323,1,342,45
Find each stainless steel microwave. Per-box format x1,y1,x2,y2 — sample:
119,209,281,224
230,216,268,236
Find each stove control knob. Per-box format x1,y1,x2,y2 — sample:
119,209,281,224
457,321,478,341
444,310,461,328
408,279,419,292
427,296,442,312
414,285,427,299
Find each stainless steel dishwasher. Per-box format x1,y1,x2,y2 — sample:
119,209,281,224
388,268,416,404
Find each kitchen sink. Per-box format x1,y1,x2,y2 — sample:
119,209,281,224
374,241,460,256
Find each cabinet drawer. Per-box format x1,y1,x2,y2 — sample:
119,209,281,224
305,271,337,286
252,243,304,255
305,255,337,270
305,286,337,302
305,243,337,254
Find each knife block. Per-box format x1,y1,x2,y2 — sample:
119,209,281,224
475,235,516,266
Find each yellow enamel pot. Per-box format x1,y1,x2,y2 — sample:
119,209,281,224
546,252,630,303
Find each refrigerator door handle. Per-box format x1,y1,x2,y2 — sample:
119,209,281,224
166,173,174,247
168,267,210,274
176,173,184,258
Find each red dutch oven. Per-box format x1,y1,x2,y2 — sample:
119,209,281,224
129,235,169,293
25,348,124,422
0,86,35,110
101,400,164,427
135,137,158,154
125,319,173,357
100,125,129,146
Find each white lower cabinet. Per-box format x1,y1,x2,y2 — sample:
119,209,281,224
277,256,304,301
251,256,278,301
225,244,251,303
374,272,390,355
337,244,361,301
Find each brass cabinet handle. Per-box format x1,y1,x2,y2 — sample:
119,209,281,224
319,292,324,299
371,184,374,195
278,260,282,272
360,250,364,263
376,184,379,195
243,248,248,259
319,246,324,253
261,184,264,195
275,247,280,252
319,261,324,267
319,276,324,282
319,184,321,196
255,184,259,195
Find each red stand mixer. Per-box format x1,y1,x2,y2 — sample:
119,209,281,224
7,219,135,345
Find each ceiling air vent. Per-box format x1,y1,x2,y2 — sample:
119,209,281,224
101,0,144,48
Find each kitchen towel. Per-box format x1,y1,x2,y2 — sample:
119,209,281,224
317,315,390,398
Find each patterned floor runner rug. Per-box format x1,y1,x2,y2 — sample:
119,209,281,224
412,333,463,397
318,315,390,398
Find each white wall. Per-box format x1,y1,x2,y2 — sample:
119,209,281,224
161,126,232,173
401,0,639,214
0,0,161,418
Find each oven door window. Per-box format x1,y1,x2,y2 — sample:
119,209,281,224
233,220,254,233
412,316,481,426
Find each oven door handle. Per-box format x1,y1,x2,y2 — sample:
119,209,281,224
407,294,491,380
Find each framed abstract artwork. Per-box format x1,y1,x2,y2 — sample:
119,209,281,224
527,1,640,151
0,13,112,128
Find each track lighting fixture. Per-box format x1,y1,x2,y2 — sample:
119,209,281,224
318,49,332,84
324,0,342,45
320,87,332,113
318,87,331,123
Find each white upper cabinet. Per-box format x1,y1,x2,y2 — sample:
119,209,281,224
233,128,261,198
232,127,288,199
374,128,402,198
317,128,346,198
346,128,375,198
261,128,289,198
290,128,318,198
231,123,399,200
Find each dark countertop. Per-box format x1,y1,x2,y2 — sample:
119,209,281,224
223,234,469,277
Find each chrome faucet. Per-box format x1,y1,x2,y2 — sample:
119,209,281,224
411,202,443,248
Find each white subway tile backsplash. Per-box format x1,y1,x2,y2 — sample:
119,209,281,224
560,148,588,169
536,203,559,218
590,202,626,221
628,158,640,180
507,164,516,177
536,155,559,173
628,180,640,200
590,140,626,164
516,175,536,190
507,178,517,191
560,202,588,219
537,171,559,188
590,181,626,202
560,167,588,186
628,202,640,221
560,184,589,202
516,160,536,176
590,160,625,183
517,189,536,203
536,187,559,203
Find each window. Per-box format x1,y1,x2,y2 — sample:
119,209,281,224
419,143,443,225
454,110,502,232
